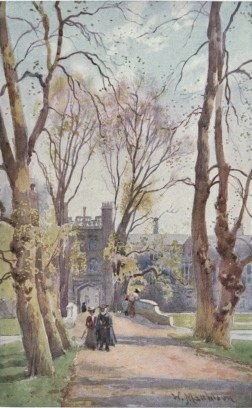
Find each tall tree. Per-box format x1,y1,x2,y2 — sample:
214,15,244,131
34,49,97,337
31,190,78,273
191,2,221,340
100,79,191,244
191,2,252,347
36,78,98,315
0,1,137,375
206,3,252,348
99,79,191,308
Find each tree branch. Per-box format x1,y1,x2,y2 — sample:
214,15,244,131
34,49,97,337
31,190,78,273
0,271,12,284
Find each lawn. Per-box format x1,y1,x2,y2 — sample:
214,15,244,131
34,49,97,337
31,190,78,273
0,341,77,407
0,318,21,336
169,313,252,367
170,312,252,330
173,335,252,366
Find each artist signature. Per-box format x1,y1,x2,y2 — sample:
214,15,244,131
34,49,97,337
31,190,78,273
171,391,236,404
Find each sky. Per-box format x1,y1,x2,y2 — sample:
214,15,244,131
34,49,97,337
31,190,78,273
0,1,252,235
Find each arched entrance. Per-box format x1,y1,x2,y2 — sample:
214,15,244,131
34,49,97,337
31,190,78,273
77,283,102,311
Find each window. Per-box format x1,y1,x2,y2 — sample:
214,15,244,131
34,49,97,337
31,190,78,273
80,241,85,252
89,258,98,272
89,237,98,250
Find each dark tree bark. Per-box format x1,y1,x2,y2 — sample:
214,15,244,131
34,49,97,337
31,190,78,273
191,2,222,339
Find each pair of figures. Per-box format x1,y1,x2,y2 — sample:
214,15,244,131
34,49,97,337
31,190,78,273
123,289,140,317
81,304,116,352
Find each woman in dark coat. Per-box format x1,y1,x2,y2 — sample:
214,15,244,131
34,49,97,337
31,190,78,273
81,306,97,350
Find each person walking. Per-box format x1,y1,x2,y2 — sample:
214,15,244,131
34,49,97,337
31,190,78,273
81,306,97,350
121,295,129,316
81,302,87,313
96,304,116,351
128,289,140,317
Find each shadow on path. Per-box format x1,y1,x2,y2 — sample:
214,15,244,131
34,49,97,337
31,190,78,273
62,313,252,408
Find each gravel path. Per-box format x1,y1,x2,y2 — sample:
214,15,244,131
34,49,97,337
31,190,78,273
62,313,252,407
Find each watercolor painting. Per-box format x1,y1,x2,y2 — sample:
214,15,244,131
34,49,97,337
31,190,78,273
0,1,252,407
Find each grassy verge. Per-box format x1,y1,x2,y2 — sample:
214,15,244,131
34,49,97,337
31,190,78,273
170,312,252,330
169,313,252,366
233,314,252,323
0,318,20,336
170,333,252,366
0,341,77,407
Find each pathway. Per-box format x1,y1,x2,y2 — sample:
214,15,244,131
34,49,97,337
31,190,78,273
62,313,252,407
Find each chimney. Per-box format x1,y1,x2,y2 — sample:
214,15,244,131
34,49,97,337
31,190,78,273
153,217,159,234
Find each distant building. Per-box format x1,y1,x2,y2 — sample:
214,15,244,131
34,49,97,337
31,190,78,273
68,203,114,311
128,231,252,313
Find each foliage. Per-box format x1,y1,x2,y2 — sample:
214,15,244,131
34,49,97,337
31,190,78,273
104,233,185,297
69,240,86,277
0,224,15,299
0,341,76,407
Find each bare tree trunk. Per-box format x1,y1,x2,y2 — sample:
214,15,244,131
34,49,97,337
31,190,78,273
207,20,246,347
192,2,222,339
59,239,70,317
35,248,65,358
47,268,72,350
11,187,55,376
113,278,128,312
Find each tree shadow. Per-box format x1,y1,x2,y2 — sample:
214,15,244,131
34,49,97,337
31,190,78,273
0,345,28,382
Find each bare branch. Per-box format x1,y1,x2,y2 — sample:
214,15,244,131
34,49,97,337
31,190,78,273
232,169,252,235
17,70,45,88
241,256,252,268
0,83,8,97
0,250,14,267
225,60,252,81
0,271,12,284
175,41,208,91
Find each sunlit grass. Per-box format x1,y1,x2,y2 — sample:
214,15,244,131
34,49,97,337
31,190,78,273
0,341,77,407
234,313,252,323
0,318,20,336
170,313,195,329
170,312,252,330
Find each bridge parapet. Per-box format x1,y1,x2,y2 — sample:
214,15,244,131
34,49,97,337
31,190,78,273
134,299,173,326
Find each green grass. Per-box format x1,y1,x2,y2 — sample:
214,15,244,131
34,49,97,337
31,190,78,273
234,313,252,323
0,341,77,407
0,318,21,336
232,323,252,330
170,312,252,330
170,313,195,329
173,334,252,366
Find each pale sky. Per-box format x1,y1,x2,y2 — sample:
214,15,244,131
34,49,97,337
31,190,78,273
0,1,252,235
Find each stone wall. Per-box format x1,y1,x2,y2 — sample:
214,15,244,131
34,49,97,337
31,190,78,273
134,299,173,326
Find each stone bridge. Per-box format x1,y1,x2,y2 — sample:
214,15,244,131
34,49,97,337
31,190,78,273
134,299,173,326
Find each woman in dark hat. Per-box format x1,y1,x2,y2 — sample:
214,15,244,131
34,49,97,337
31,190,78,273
81,306,97,350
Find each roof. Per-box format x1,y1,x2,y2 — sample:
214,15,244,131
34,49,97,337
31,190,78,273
128,234,252,261
128,234,190,247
